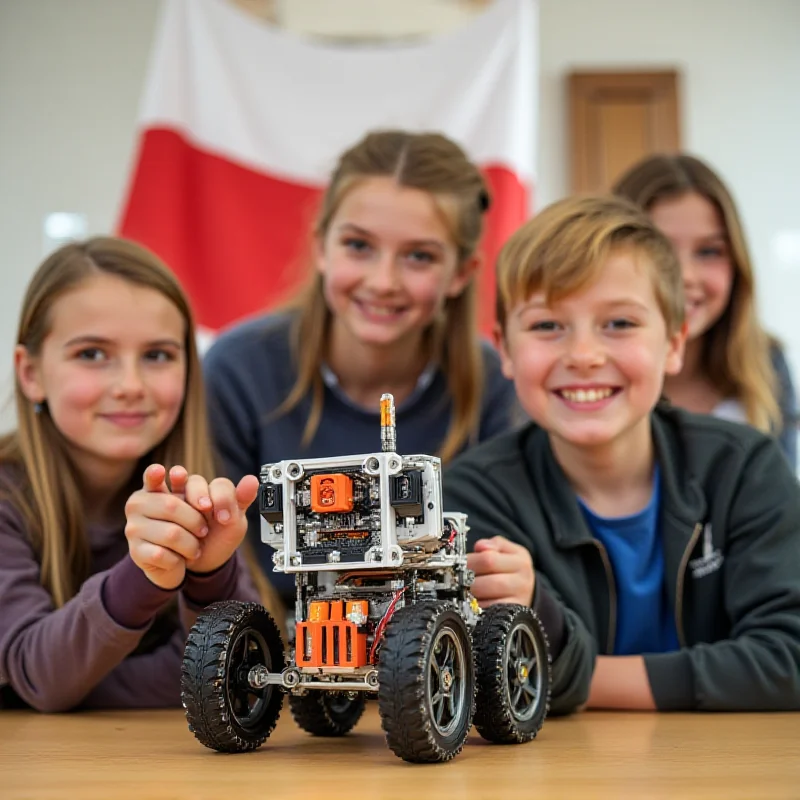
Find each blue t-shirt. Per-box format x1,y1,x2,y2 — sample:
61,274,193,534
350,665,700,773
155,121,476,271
578,468,679,655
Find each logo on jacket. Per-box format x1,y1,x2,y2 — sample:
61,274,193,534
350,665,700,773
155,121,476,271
689,523,724,579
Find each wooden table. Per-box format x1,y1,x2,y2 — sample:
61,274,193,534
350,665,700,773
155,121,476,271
1,702,798,799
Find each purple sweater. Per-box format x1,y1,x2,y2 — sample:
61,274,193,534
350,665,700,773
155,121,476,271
0,494,259,712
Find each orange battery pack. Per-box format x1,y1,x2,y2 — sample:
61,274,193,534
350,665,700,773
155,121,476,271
296,601,368,668
310,473,354,513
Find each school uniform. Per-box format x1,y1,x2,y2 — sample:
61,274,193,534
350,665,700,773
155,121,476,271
443,404,800,711
204,310,519,605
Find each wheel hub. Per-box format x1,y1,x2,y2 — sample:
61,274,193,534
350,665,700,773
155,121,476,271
441,667,453,691
504,622,542,723
226,627,273,730
248,664,270,689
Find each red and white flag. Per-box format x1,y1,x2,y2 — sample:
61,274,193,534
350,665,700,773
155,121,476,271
119,0,537,336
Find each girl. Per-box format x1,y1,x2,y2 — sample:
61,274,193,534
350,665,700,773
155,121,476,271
204,129,519,605
613,154,797,468
0,237,259,712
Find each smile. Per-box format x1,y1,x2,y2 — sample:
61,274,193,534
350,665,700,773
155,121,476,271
557,387,617,404
355,300,407,319
99,413,151,428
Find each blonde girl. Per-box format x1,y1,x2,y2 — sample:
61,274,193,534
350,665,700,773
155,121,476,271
205,129,518,605
613,154,797,467
0,237,258,712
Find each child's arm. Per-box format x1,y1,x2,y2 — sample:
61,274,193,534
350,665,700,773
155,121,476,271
587,656,656,710
643,439,800,711
123,465,206,590
0,465,261,713
126,465,260,630
444,458,597,715
468,535,570,681
468,535,535,606
178,467,260,626
79,628,186,709
0,503,182,712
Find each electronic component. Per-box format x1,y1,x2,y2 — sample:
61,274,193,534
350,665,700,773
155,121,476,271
310,473,354,513
390,470,423,517
258,481,283,522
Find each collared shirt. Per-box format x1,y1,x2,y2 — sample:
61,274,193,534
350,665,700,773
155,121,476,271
319,362,437,412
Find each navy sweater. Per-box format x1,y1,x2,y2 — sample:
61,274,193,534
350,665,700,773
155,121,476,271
204,311,519,604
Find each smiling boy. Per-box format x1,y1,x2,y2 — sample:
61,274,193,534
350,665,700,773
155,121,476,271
443,195,800,711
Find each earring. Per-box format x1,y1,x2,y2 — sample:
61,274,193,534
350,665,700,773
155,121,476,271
33,401,44,415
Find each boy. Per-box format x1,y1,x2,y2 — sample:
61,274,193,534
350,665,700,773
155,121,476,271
444,195,800,711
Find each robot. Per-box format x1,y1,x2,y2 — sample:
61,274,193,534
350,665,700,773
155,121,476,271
180,395,551,763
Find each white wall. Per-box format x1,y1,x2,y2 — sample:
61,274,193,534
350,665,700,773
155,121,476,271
0,0,161,425
1,0,799,431
537,0,800,385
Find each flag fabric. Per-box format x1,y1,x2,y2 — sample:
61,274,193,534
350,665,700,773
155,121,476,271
119,0,537,336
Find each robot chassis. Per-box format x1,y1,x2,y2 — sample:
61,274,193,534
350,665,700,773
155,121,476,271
180,395,551,763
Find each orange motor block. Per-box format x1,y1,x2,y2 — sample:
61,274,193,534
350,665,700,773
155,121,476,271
310,473,354,513
296,600,369,668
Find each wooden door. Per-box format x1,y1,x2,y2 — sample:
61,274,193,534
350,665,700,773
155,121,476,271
569,71,681,193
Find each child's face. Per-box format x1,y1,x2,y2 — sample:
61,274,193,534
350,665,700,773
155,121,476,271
16,273,186,485
649,191,734,342
317,176,475,352
497,250,685,453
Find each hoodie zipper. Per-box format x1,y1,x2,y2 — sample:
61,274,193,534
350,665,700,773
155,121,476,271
674,522,704,647
589,539,617,654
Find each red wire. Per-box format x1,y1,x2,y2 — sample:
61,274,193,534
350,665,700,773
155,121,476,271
368,588,406,664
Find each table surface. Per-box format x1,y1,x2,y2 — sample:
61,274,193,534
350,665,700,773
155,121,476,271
1,702,798,799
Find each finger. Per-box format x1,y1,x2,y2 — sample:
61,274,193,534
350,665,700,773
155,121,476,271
468,550,527,577
132,519,203,562
235,475,259,512
129,539,186,573
478,596,524,609
479,535,523,555
472,573,528,602
168,466,189,499
184,473,213,518
473,537,503,553
143,464,169,493
208,477,237,525
127,491,210,538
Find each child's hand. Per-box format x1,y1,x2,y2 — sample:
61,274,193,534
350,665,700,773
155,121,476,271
467,536,536,608
124,464,208,590
169,466,259,575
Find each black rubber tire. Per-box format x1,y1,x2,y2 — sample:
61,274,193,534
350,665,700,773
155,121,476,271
181,601,285,752
473,603,551,744
289,692,367,736
377,601,475,763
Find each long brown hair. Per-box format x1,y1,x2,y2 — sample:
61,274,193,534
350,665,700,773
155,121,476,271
613,154,780,433
0,237,215,607
281,130,490,463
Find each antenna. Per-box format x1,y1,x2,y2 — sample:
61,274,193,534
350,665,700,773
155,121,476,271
380,393,396,453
